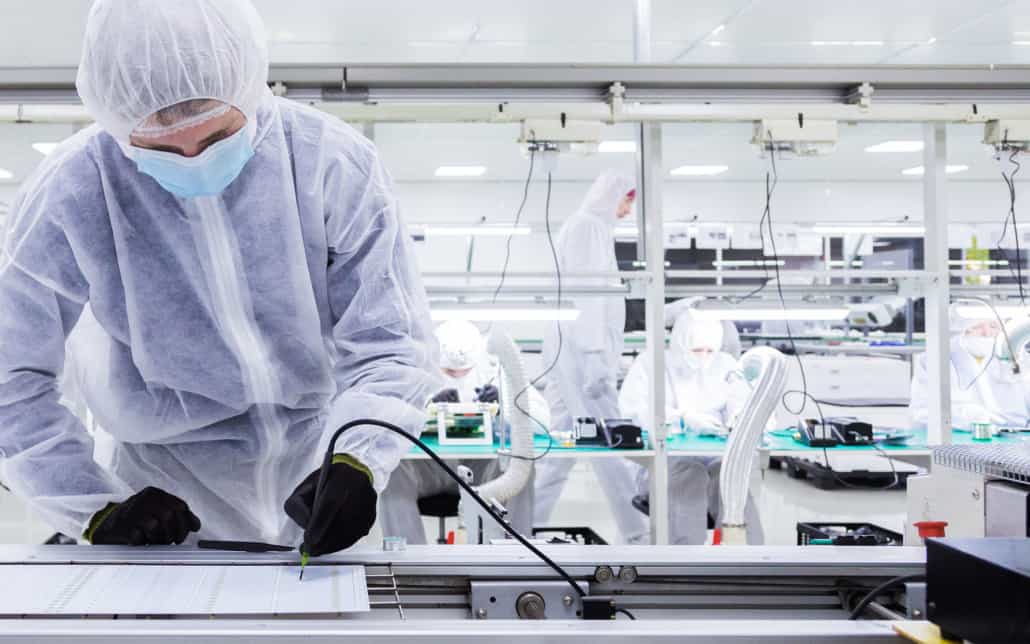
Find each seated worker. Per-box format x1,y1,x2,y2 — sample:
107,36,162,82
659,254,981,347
379,320,548,544
620,309,764,545
910,305,1030,429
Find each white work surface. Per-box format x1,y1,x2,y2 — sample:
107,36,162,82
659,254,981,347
0,562,368,616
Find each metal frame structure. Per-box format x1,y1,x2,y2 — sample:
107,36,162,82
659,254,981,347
0,544,926,642
1,61,1022,544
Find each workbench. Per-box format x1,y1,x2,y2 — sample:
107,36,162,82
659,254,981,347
0,543,926,642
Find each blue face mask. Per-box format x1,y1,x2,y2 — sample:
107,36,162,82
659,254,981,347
132,122,255,199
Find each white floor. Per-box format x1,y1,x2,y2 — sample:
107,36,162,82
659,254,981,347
0,461,909,547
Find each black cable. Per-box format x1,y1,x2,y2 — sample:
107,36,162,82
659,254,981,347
997,149,1024,305
489,149,536,309
508,171,561,461
615,608,637,620
847,573,925,620
319,419,585,598
727,148,778,305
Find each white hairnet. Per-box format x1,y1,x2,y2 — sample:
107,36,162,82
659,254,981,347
76,0,271,143
576,171,635,223
436,320,484,370
671,309,724,356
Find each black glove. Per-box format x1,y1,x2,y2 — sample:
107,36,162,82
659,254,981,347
284,455,377,556
87,487,201,546
475,384,499,403
431,388,460,403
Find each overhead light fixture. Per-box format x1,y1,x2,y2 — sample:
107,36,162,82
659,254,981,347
0,168,12,180
900,164,969,176
864,140,924,153
598,140,637,153
708,41,724,47
1013,41,1030,46
670,164,729,176
926,37,937,45
811,40,883,46
811,224,925,236
32,142,59,156
422,225,531,237
953,305,1030,320
711,24,726,35
435,165,487,177
430,305,581,322
693,305,849,322
711,259,785,268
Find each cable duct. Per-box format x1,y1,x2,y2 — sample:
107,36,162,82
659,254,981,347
475,329,534,503
719,346,788,545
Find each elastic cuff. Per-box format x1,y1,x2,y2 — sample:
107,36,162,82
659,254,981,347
332,453,374,485
83,502,119,543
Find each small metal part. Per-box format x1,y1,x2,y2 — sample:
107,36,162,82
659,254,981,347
594,565,614,583
562,594,574,607
617,566,638,584
971,423,992,441
476,608,488,619
515,592,547,620
383,536,407,552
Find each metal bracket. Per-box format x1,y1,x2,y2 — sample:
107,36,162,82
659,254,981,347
896,272,935,299
471,580,584,620
847,82,875,109
607,82,626,124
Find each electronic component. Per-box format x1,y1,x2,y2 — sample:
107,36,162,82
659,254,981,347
797,417,873,447
573,417,644,449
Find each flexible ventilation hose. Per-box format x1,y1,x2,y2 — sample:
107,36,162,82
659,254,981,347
476,330,535,503
719,346,788,545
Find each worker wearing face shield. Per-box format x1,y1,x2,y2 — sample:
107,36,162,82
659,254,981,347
380,320,548,544
620,309,764,544
909,305,1030,429
0,0,438,554
532,172,651,545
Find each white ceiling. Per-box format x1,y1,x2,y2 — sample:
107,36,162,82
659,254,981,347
1,0,1030,66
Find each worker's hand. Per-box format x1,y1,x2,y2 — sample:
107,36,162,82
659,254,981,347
431,388,460,403
86,487,201,546
284,455,377,556
474,384,499,403
681,411,724,432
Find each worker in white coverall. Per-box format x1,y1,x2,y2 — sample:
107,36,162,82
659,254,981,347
910,304,1030,429
532,172,650,544
0,0,439,554
381,320,549,544
620,309,764,544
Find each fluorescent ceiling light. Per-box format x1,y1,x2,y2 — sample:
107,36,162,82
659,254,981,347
598,140,637,153
811,40,883,46
900,164,969,176
712,259,785,268
811,224,925,236
423,225,531,237
949,259,1009,267
430,307,581,322
1013,41,1030,46
953,305,1030,320
0,168,12,180
32,142,59,156
926,37,937,45
711,24,726,35
864,140,924,153
670,164,728,176
435,165,487,177
694,308,849,322
708,41,724,47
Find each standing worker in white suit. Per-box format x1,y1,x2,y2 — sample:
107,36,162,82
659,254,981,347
620,309,764,544
532,172,649,545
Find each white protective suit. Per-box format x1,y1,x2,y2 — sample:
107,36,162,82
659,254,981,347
381,321,547,544
909,307,1030,429
0,0,439,544
532,172,649,544
620,311,763,544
